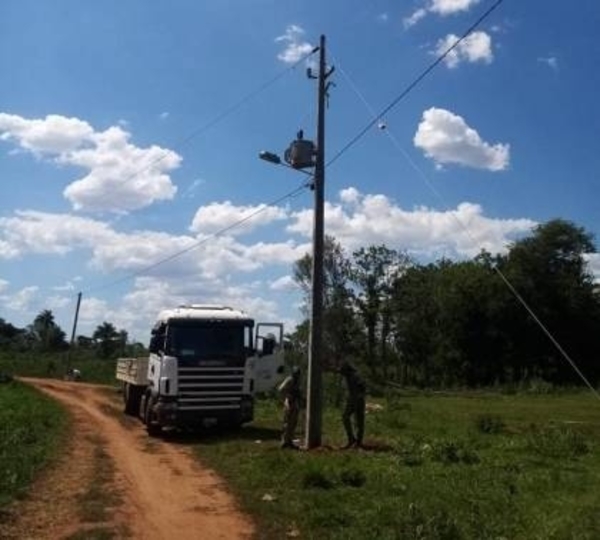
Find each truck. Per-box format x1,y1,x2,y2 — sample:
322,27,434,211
116,304,286,436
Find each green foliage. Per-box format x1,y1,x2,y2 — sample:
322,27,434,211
339,467,366,488
475,413,505,434
0,381,67,507
302,465,335,490
0,350,119,385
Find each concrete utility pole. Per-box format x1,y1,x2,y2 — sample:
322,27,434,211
305,34,334,449
67,291,82,369
259,35,334,449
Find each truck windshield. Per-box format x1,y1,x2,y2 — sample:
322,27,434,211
166,323,245,362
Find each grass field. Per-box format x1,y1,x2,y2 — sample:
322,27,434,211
193,390,600,540
0,351,117,385
0,380,68,510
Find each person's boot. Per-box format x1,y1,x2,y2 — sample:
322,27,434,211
341,439,356,449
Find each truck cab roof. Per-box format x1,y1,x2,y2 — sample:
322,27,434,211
156,305,253,324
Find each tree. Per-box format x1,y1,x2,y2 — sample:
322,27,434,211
292,236,359,369
93,322,120,358
30,309,67,351
500,219,600,383
350,245,411,378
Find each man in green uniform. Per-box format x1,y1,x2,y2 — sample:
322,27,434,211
278,366,303,449
340,362,366,449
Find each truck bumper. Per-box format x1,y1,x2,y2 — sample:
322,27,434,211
154,396,254,428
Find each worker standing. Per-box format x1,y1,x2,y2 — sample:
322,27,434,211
340,362,366,449
278,366,303,449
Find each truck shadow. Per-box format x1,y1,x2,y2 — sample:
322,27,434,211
163,425,281,446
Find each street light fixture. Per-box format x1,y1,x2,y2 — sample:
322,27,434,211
258,150,282,165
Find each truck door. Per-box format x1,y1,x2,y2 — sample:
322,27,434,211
253,323,285,393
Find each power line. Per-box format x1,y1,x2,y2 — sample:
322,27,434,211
83,180,311,295
80,48,320,295
334,45,600,401
113,47,319,192
327,0,505,168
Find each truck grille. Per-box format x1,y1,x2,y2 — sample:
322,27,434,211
177,367,245,411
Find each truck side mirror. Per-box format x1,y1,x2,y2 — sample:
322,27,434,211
149,336,160,354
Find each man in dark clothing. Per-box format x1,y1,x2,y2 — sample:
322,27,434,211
340,362,366,449
278,366,303,449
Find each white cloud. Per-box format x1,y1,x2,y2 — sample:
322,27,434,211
430,0,481,15
190,201,287,236
270,275,298,292
275,25,314,64
1,285,39,312
404,8,428,28
0,210,113,259
434,31,493,68
414,107,510,171
159,111,170,120
181,178,205,199
0,187,543,339
0,112,181,213
288,188,534,258
377,13,389,23
404,0,480,28
538,56,559,72
0,113,94,154
585,254,600,282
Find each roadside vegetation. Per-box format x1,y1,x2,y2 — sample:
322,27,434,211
195,389,600,539
0,380,68,509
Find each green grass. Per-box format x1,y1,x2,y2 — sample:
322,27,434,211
0,380,68,509
0,351,117,385
192,391,600,539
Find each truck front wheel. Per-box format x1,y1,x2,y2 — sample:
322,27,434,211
144,396,162,437
123,383,141,416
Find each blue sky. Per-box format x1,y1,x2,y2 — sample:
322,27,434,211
1,0,599,341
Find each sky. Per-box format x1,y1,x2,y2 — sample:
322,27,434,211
1,0,600,342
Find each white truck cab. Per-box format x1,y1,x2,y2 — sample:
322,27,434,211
116,305,285,435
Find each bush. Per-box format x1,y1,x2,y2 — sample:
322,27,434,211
475,413,505,434
526,424,590,458
431,439,480,465
302,465,335,490
339,468,366,488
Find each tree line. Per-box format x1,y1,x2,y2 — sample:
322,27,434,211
0,311,145,359
2,218,599,388
289,219,600,388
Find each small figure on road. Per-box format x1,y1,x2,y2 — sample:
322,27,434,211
278,366,303,449
340,361,366,449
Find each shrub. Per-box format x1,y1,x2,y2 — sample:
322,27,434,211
339,468,366,488
475,413,505,434
302,466,335,490
526,424,590,458
431,439,480,465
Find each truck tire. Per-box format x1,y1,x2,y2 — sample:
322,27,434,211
144,396,162,437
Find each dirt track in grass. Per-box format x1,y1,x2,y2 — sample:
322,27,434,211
2,378,254,540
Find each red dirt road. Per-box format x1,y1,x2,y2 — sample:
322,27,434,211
5,378,255,540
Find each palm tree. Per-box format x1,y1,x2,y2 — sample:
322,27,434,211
93,322,119,358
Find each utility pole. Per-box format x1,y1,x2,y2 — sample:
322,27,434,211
67,291,82,370
305,34,334,449
258,35,334,449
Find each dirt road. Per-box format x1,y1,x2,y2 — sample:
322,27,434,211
3,378,255,540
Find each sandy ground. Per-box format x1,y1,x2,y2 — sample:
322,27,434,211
2,378,255,540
